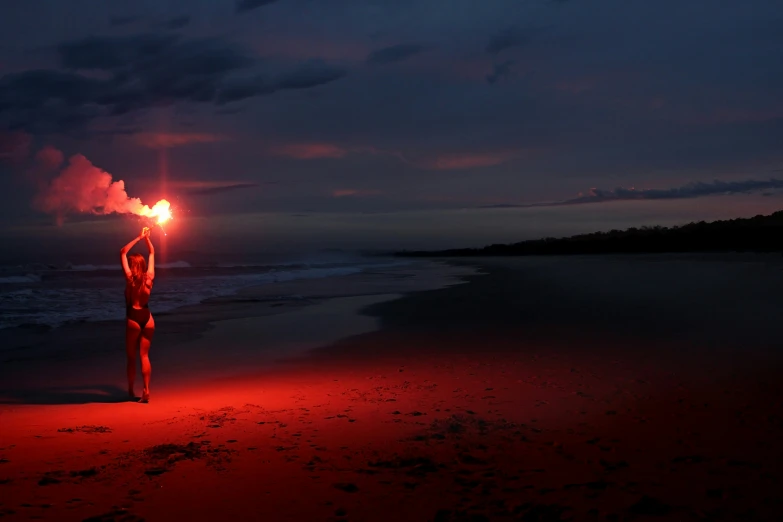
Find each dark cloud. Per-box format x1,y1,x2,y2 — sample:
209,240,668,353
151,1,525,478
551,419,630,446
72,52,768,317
58,34,254,116
218,62,347,103
216,75,270,104
486,26,529,55
562,179,783,205
159,16,191,30
185,182,259,195
486,60,514,85
274,63,347,90
122,37,256,108
483,179,783,208
1,31,347,134
58,33,180,70
109,15,142,27
365,43,428,65
0,70,108,133
235,0,281,14
0,70,105,108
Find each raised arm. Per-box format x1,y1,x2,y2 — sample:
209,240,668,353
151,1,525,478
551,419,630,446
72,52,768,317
144,229,155,281
120,229,146,279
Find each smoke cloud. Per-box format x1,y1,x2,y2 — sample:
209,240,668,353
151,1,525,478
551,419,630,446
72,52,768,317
34,145,64,171
34,151,153,223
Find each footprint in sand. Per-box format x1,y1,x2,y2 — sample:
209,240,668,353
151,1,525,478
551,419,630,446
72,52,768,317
37,475,61,486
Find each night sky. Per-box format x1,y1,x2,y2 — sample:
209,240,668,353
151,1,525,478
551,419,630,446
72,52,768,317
1,0,782,261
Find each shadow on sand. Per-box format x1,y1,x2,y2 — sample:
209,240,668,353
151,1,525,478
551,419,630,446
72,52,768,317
0,384,135,405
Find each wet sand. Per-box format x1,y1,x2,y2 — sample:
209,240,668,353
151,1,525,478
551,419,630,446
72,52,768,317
1,255,782,521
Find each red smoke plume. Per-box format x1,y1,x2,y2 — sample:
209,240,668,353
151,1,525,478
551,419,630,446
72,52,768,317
34,152,170,225
34,145,64,171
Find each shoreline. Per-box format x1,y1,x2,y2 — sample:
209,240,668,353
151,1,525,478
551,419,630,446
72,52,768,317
0,258,475,335
0,260,477,394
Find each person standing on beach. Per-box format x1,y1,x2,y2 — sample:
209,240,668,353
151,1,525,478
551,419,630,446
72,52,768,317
120,227,155,403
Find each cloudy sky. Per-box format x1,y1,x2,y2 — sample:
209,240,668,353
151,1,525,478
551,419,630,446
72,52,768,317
1,0,782,261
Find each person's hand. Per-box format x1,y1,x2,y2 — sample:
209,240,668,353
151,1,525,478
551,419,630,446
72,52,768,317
140,227,151,239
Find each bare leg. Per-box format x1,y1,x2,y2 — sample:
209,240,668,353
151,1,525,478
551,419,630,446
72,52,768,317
125,319,141,398
139,315,155,402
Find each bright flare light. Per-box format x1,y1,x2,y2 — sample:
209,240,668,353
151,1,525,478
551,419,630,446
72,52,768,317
148,199,172,225
138,199,172,234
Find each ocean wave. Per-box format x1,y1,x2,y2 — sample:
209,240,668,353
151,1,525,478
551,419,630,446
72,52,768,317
68,260,193,271
1,288,34,297
68,263,122,271
0,262,395,330
0,274,42,284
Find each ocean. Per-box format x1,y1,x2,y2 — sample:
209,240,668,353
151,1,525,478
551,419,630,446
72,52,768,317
0,253,410,330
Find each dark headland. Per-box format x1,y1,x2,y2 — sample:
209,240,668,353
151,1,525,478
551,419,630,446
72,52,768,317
396,210,783,257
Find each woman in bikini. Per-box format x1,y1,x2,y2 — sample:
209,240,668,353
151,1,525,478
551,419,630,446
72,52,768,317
120,226,155,403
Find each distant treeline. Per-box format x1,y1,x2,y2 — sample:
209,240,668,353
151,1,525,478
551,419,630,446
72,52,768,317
397,210,783,257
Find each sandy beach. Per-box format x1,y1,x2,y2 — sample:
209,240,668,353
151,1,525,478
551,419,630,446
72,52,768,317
1,255,783,521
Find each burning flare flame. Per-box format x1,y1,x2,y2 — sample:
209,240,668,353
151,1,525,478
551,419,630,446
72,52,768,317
142,199,172,225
